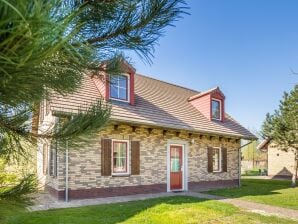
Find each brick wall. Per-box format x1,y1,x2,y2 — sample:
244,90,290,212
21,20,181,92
48,123,240,199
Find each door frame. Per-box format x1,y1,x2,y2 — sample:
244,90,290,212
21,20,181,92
167,140,188,192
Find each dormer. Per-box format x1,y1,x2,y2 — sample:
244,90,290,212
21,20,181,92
92,61,136,105
188,87,225,122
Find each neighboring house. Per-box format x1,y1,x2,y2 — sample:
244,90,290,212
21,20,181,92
257,139,297,179
36,63,255,200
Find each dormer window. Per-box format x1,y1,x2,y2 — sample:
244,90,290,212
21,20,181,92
211,99,221,120
110,74,129,102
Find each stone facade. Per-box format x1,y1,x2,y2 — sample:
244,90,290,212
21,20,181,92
44,123,241,199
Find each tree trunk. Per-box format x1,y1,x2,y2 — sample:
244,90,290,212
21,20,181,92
292,150,298,187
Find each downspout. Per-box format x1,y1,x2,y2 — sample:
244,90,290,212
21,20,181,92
65,140,69,202
237,140,254,187
238,147,241,187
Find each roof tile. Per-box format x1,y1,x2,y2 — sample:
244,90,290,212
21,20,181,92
50,74,256,139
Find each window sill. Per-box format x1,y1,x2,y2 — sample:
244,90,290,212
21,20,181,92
110,97,129,103
112,174,130,177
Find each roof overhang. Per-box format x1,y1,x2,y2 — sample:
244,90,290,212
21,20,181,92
51,109,257,140
257,139,270,150
109,117,258,141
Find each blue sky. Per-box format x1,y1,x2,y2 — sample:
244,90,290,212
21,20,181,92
128,0,297,133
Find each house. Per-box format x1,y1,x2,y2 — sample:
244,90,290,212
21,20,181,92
36,63,256,200
257,139,297,179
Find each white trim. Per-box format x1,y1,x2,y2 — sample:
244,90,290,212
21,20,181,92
109,73,130,103
166,140,188,192
212,147,222,172
211,98,222,121
111,139,130,176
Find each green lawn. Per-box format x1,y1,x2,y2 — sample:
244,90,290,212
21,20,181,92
207,179,298,210
242,168,262,176
1,196,297,224
0,199,28,223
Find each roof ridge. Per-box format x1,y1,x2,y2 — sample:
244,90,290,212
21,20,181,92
136,73,200,93
188,86,224,101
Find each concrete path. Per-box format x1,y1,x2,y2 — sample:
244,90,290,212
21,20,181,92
28,191,298,221
28,192,186,211
189,192,298,221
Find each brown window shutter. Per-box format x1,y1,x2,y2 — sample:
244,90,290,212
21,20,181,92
207,147,213,172
131,141,140,175
222,147,228,172
101,139,112,176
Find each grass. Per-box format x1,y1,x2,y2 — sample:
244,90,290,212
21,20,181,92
207,179,298,210
0,199,27,223
1,196,297,224
242,168,262,176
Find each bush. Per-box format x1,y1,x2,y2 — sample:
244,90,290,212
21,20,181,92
0,174,37,200
0,160,37,200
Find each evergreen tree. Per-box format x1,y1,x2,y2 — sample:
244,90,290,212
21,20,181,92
0,0,187,195
262,85,298,186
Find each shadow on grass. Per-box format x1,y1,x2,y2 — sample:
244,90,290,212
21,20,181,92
3,196,212,224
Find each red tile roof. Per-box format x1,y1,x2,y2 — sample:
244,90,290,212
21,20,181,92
50,74,256,139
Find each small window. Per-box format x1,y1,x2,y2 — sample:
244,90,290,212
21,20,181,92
42,144,48,175
211,99,221,120
45,100,50,115
212,148,222,172
49,141,58,177
112,141,129,174
110,74,129,101
39,101,44,123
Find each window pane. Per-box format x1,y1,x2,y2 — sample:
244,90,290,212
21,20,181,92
110,75,119,85
212,100,221,119
170,148,181,172
213,148,220,171
171,158,180,172
113,142,127,173
110,85,118,99
119,88,127,100
113,157,126,173
118,75,127,88
49,148,53,176
43,144,48,175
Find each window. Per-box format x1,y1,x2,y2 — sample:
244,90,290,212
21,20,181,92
49,141,58,177
42,144,48,175
112,140,129,175
39,101,44,123
212,148,221,172
110,74,129,101
211,99,221,120
45,100,50,115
